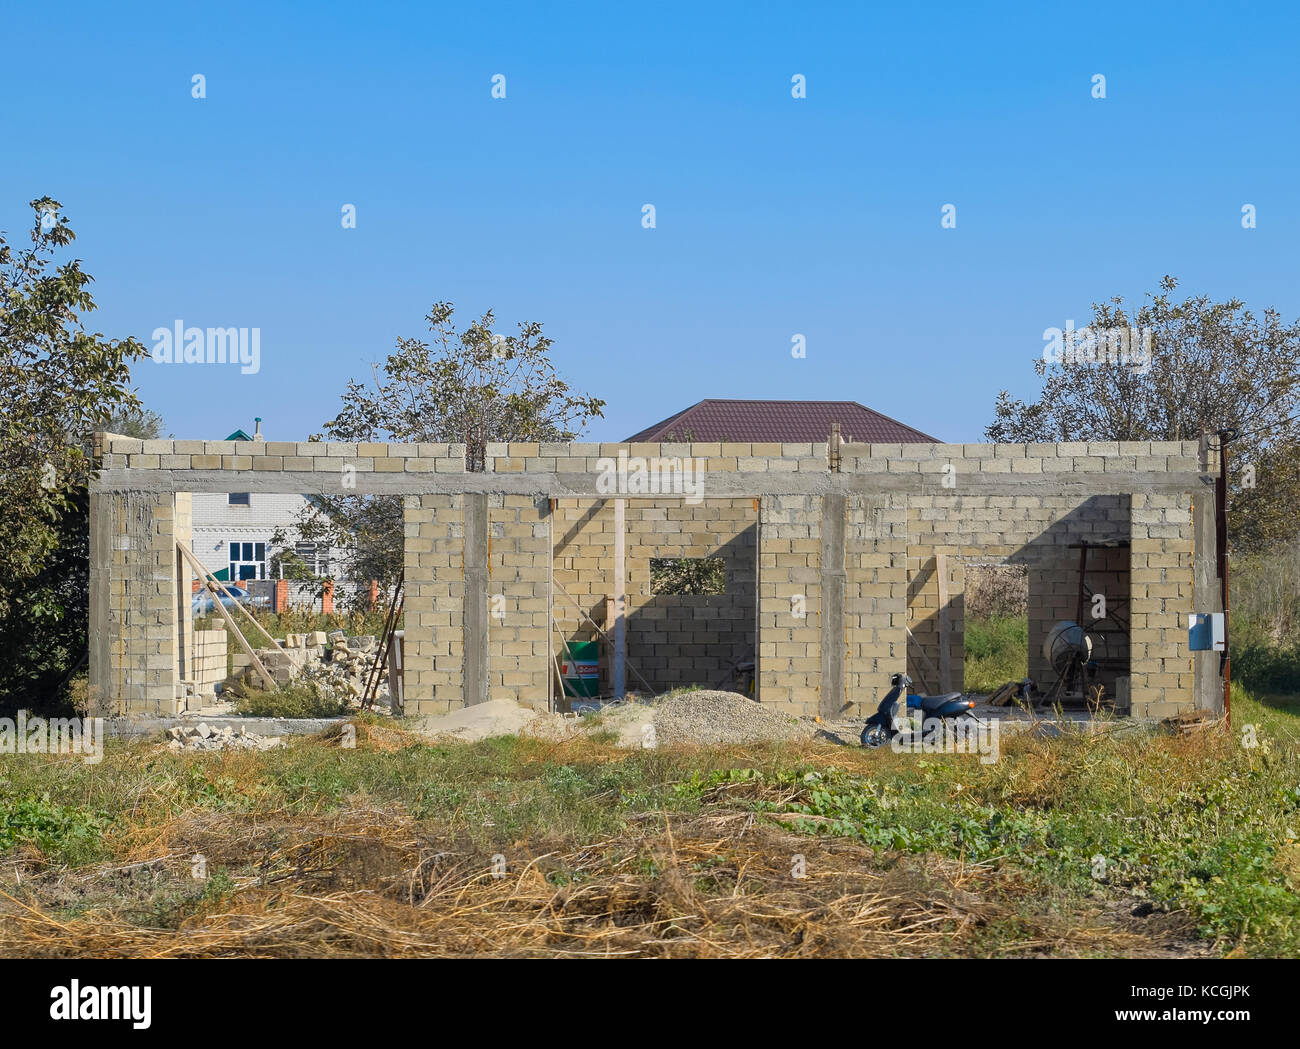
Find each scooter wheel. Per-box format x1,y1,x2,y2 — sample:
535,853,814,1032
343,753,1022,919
861,724,888,748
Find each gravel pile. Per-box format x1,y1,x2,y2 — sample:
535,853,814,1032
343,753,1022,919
604,689,817,746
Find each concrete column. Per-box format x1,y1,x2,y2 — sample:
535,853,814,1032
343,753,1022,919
613,498,626,699
88,490,189,716
402,493,465,715
175,493,193,699
818,493,846,719
463,493,490,706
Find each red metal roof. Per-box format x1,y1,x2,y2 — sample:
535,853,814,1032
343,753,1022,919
624,400,939,443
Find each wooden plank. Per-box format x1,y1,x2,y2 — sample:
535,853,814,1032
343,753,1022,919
177,542,280,651
935,553,953,693
904,625,938,695
179,544,276,692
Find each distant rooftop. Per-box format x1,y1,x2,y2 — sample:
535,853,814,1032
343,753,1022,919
624,399,939,444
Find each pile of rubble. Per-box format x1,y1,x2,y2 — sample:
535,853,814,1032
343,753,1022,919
228,630,392,709
317,630,388,703
165,723,284,751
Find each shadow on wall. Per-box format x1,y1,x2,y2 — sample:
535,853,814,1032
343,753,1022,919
906,494,1132,707
552,499,757,697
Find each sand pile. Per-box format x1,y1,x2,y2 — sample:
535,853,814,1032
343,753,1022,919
406,690,829,748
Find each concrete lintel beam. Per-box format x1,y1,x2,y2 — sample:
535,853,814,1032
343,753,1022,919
92,469,1214,499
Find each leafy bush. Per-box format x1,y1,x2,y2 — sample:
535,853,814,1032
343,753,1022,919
964,564,1028,619
1232,633,1300,695
0,792,111,865
235,681,347,718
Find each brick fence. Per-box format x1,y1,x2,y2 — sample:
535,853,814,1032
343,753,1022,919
88,436,1220,720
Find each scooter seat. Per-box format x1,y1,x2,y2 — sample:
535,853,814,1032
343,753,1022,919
908,692,968,715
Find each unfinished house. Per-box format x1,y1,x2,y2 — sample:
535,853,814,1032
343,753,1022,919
88,436,1224,721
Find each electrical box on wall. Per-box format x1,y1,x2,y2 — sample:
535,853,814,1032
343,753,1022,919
1187,612,1225,652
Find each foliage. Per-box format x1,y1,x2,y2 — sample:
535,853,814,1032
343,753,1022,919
195,607,399,642
963,564,1028,619
759,688,1300,954
234,681,348,718
0,791,111,866
2,686,1297,955
0,199,155,712
1231,538,1300,643
986,276,1300,551
286,302,604,594
1230,622,1300,697
0,199,147,608
650,557,726,595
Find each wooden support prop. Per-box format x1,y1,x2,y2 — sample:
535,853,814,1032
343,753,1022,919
176,542,279,651
935,553,953,693
178,543,276,691
904,625,938,695
553,577,658,697
362,574,404,710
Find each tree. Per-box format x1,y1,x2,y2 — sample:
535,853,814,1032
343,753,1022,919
287,302,604,600
650,557,726,595
0,199,147,605
0,197,152,709
986,277,1300,551
0,408,164,712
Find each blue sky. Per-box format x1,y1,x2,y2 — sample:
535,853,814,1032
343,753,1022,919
4,0,1297,443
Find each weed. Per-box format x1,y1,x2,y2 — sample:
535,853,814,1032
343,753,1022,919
236,681,348,719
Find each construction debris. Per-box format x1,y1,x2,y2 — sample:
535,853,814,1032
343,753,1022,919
224,631,391,709
1160,710,1222,735
164,724,284,752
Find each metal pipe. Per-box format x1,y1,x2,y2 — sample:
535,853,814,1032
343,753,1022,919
1216,429,1236,727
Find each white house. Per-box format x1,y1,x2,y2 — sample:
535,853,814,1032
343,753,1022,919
190,420,342,589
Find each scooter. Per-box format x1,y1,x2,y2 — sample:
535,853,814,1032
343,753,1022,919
860,673,980,748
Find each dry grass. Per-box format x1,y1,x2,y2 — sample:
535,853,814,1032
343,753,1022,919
0,801,1199,959
5,702,1291,959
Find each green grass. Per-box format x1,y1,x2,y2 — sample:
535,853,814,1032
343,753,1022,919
754,685,1300,955
2,685,1297,955
963,614,1029,693
0,792,112,867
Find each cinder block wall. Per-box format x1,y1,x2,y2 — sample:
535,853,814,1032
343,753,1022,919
552,497,757,695
402,493,466,714
91,435,1211,720
844,493,909,716
757,495,822,714
905,494,1132,699
488,495,551,708
191,627,228,695
1130,491,1196,717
